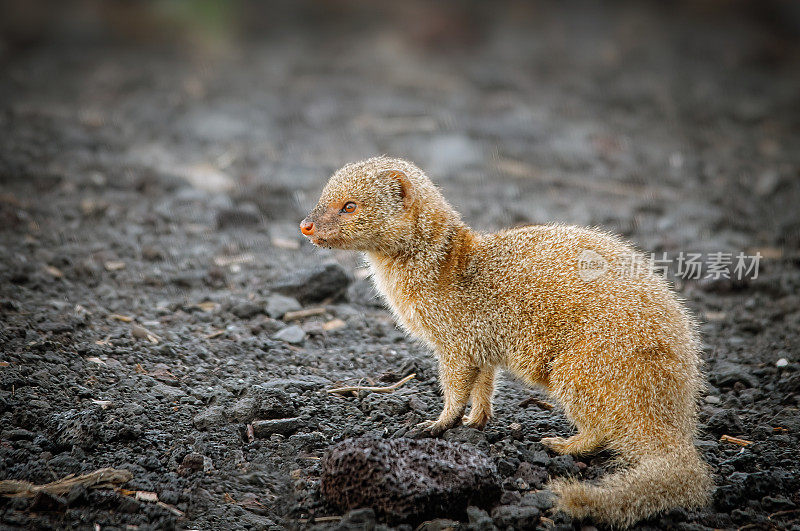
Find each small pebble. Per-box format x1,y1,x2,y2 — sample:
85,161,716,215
272,325,306,344
776,358,788,368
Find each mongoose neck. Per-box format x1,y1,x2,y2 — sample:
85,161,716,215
367,206,475,276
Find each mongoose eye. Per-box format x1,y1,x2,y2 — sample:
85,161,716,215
341,202,357,214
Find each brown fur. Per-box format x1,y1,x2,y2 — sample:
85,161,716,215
301,156,712,528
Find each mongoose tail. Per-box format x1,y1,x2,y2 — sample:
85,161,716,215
551,442,712,528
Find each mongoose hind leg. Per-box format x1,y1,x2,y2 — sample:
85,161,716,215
463,365,495,429
541,429,605,455
417,359,479,436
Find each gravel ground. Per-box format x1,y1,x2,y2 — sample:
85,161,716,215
1,2,799,530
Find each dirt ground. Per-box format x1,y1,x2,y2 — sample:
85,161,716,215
1,1,799,529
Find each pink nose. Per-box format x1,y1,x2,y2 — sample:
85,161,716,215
300,219,314,236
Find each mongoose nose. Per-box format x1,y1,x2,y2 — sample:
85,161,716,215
300,219,314,236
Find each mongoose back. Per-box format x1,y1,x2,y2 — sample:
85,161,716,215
300,156,712,528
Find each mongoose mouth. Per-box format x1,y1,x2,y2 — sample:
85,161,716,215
305,232,342,249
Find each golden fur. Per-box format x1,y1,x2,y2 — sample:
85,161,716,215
301,156,712,528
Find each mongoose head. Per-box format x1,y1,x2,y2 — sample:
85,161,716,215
300,156,455,254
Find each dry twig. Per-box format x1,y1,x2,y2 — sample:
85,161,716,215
327,373,416,396
0,468,132,498
283,307,326,321
720,434,753,447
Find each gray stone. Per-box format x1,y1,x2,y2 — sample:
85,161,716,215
272,325,306,344
520,489,555,511
442,425,488,447
514,461,548,490
193,406,227,429
265,294,301,319
251,417,303,437
231,301,263,319
713,361,758,388
361,393,409,416
232,388,297,422
231,397,259,423
705,409,744,436
466,506,494,529
272,262,352,304
491,504,541,529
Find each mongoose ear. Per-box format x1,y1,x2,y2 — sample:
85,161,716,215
379,169,414,208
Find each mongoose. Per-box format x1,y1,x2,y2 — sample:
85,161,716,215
300,156,712,528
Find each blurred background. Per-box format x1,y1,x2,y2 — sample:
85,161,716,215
2,0,799,259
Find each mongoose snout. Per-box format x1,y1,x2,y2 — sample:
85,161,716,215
301,156,713,528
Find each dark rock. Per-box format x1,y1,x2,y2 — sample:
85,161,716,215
514,461,549,489
29,491,67,512
520,489,555,511
252,387,297,419
232,388,296,422
38,320,75,334
251,417,303,437
49,409,101,450
712,361,759,388
65,485,87,506
177,453,205,476
332,507,377,530
169,271,207,289
193,406,227,429
705,409,744,437
441,425,487,447
231,301,263,319
361,394,409,416
320,436,501,524
138,454,161,471
216,202,261,229
761,495,796,512
231,397,259,422
491,504,541,529
159,490,180,505
3,428,35,440
272,263,352,304
777,373,800,394
547,455,579,477
466,505,494,529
